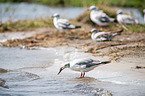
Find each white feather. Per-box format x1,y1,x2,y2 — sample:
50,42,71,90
90,8,114,26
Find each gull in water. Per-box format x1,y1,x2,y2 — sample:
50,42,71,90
90,28,123,42
52,13,81,30
117,10,138,25
58,58,111,78
89,6,114,26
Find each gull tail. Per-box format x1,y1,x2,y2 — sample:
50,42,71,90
75,26,81,29
116,29,124,35
100,60,111,64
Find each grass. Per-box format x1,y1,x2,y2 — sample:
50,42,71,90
126,25,145,33
0,18,54,32
0,0,145,9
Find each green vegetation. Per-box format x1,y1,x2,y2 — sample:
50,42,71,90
126,25,145,33
0,0,145,9
0,18,54,32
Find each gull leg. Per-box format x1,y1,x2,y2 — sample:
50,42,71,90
80,72,82,78
82,72,85,78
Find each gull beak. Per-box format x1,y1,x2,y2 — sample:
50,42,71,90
57,67,64,75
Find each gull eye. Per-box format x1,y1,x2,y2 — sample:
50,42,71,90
64,64,70,68
65,64,68,67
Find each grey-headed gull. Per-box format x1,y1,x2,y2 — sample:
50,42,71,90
58,58,111,78
89,6,114,26
90,28,123,42
52,13,81,29
117,10,138,25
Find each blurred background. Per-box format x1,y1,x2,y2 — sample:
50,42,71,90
0,0,145,8
0,0,145,31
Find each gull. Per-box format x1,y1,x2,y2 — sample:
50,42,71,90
58,58,111,78
52,13,81,30
117,10,138,25
89,6,114,26
90,28,123,42
143,9,145,22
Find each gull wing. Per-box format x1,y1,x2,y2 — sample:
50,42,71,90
57,19,71,28
75,59,100,67
93,32,110,41
122,15,135,24
94,12,110,23
99,16,110,22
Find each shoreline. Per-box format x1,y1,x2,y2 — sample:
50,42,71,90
0,26,145,61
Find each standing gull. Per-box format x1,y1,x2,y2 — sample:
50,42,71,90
58,58,110,78
90,28,123,42
117,10,138,25
52,13,81,30
89,6,114,26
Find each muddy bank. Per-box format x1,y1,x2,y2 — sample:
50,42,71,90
1,26,145,61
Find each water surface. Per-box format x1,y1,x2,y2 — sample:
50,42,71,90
0,3,86,23
0,47,145,96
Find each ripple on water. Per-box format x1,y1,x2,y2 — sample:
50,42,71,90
71,83,112,96
0,71,40,82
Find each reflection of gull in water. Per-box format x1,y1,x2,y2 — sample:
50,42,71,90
89,6,114,26
58,58,110,78
52,13,81,29
90,28,123,42
117,10,138,25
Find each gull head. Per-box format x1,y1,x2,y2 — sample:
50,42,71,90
52,13,60,18
89,6,98,11
90,28,99,33
117,10,124,15
143,9,145,14
57,63,70,75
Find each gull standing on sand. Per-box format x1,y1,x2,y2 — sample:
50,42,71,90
58,58,110,78
90,28,123,42
52,13,81,30
89,6,114,26
117,10,138,25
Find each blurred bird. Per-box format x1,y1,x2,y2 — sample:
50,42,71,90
52,13,81,29
117,10,138,25
89,6,114,26
57,58,111,78
90,28,123,42
143,9,145,22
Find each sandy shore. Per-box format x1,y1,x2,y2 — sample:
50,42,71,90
1,26,145,60
0,26,145,95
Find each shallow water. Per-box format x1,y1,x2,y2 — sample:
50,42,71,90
0,47,145,96
0,3,86,23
